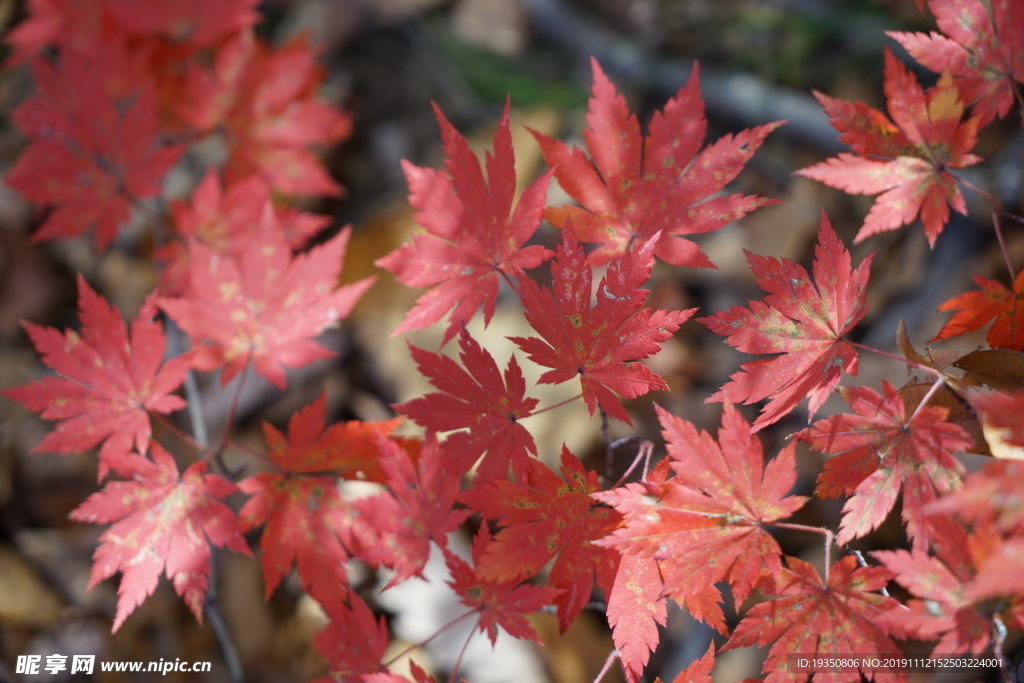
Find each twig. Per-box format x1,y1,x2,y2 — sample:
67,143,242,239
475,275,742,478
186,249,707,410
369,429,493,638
205,554,246,683
527,393,583,416
599,408,613,486
593,649,620,683
991,209,1016,281
447,627,475,683
382,611,477,669
907,376,946,423
847,341,944,379
993,615,1011,683
611,440,654,489
772,522,835,580
849,549,890,598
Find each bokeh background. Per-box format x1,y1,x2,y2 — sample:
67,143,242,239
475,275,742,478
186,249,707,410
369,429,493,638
0,0,1021,681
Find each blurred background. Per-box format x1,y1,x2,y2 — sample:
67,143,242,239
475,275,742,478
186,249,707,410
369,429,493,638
0,0,1021,681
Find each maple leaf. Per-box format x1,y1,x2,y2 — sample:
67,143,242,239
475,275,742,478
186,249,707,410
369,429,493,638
363,663,435,683
459,446,621,631
4,0,108,65
795,50,982,247
874,515,1024,655
533,58,781,268
156,170,329,296
699,210,873,430
105,0,259,47
395,329,538,483
929,459,1024,533
376,101,554,344
355,433,471,588
888,0,1024,126
444,525,561,645
313,595,390,683
510,224,695,425
179,34,351,195
723,555,905,683
653,643,716,683
595,403,807,631
607,554,667,683
237,392,403,604
7,51,183,251
70,443,250,632
158,216,374,389
797,380,971,549
2,275,191,480
930,271,1024,351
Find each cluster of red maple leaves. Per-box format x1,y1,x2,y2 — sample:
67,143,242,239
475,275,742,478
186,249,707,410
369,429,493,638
2,0,1024,682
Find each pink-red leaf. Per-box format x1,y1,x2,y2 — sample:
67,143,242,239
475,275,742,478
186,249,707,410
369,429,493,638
534,58,780,268
70,443,250,632
376,101,553,343
395,329,538,483
158,216,373,389
510,224,695,425
797,380,971,549
3,275,190,480
699,210,873,430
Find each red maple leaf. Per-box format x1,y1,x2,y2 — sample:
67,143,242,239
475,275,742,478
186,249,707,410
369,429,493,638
394,329,538,483
795,50,982,247
362,662,435,683
888,0,1024,126
510,224,695,425
7,50,183,251
699,211,873,430
930,270,1024,350
606,554,667,683
4,0,108,66
355,433,472,588
929,459,1024,533
653,643,716,683
2,276,191,480
797,381,971,549
375,101,554,344
158,217,373,389
874,515,1024,655
595,403,807,632
313,595,390,683
70,443,250,632
237,392,402,605
444,525,561,645
723,555,905,683
459,446,621,631
533,58,780,268
156,170,329,295
105,0,259,47
179,34,351,196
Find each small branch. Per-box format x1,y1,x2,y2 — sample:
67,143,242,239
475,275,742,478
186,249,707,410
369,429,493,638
593,649,620,683
993,615,1011,683
447,627,475,683
847,340,944,379
499,270,522,300
526,393,583,416
849,548,890,598
218,370,248,453
907,376,945,423
611,440,654,489
152,413,213,457
600,408,614,486
542,601,607,614
205,553,245,683
382,611,477,669
772,523,835,580
991,209,1016,282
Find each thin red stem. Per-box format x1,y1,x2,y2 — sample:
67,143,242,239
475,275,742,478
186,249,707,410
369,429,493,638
610,440,654,489
772,522,835,579
218,370,248,452
600,408,614,486
382,611,476,669
907,376,945,423
593,649,620,683
447,625,475,683
526,393,583,416
152,413,213,458
847,341,943,379
991,209,1016,282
